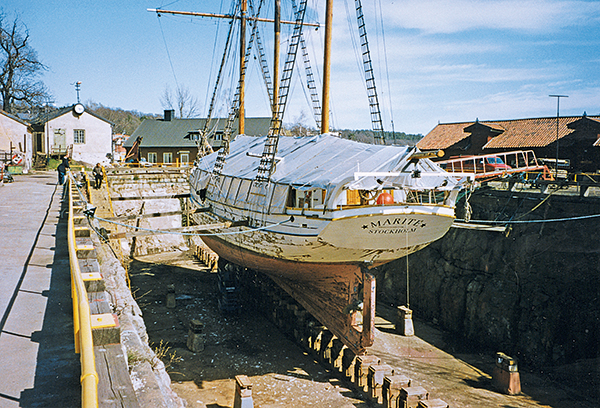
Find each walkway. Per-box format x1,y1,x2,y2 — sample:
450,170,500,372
0,172,80,408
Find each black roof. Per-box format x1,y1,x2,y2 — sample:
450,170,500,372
124,117,271,148
29,105,113,126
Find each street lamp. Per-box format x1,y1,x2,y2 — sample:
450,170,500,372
549,94,568,179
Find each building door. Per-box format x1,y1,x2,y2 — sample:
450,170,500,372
35,132,44,152
53,129,66,155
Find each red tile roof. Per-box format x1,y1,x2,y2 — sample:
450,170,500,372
418,116,600,150
417,122,472,150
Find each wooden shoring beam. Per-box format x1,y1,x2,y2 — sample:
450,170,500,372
108,220,248,239
101,207,208,222
112,194,190,201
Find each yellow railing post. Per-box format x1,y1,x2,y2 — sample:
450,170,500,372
67,173,99,408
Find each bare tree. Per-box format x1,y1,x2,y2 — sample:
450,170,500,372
160,84,201,118
0,11,50,113
287,111,316,136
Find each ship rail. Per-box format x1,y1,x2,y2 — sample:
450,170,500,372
438,150,553,181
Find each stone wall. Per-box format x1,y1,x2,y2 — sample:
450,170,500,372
374,188,600,367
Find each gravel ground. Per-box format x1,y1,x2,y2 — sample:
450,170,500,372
128,252,371,408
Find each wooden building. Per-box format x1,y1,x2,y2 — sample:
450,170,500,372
418,114,600,172
124,110,270,165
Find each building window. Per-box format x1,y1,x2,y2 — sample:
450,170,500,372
180,152,189,165
74,129,85,144
147,152,157,163
163,152,173,164
214,132,223,141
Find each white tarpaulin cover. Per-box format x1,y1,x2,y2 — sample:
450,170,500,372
195,134,463,191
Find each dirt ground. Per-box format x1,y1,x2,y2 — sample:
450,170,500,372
128,251,599,408
128,252,369,408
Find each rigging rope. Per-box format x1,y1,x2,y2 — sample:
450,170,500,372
157,14,179,89
376,0,395,135
457,213,600,225
92,214,294,237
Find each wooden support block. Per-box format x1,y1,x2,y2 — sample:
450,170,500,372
187,320,205,352
321,331,335,364
368,364,394,404
397,306,415,337
79,259,105,291
76,237,95,258
331,339,346,372
308,323,325,353
91,313,118,329
233,375,253,408
417,399,449,408
166,284,176,308
399,386,429,408
79,258,100,273
95,344,140,408
91,313,120,345
82,272,106,292
492,352,521,395
383,374,411,408
73,215,86,225
342,348,357,382
355,355,381,392
81,272,106,293
74,226,91,237
88,292,120,345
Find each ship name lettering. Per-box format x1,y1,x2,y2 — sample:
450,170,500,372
368,227,417,234
370,218,424,229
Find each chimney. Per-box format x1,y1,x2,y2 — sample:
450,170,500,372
164,109,175,121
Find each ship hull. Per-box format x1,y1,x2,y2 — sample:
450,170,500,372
192,204,455,267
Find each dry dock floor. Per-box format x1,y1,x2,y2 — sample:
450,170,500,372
129,251,598,408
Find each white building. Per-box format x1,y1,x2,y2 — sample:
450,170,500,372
32,104,113,165
0,110,33,170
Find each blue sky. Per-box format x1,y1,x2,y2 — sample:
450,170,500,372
3,0,600,134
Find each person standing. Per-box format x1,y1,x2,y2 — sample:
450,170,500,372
92,163,103,189
57,156,70,185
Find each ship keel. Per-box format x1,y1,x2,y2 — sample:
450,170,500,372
205,235,377,354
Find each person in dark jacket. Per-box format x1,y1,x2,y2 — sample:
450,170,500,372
57,156,70,185
92,163,103,189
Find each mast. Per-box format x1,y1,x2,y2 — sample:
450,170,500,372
321,0,333,134
239,0,247,134
273,0,281,118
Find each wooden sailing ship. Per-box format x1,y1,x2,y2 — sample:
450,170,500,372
152,0,471,353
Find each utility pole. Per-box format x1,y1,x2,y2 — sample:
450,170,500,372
75,81,82,103
549,94,568,180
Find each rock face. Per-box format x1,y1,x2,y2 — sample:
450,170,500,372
374,188,600,367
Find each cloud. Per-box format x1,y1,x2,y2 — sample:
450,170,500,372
379,0,600,34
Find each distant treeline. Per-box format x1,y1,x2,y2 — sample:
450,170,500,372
85,102,160,136
337,129,423,146
19,101,424,145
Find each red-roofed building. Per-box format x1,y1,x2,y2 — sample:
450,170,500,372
418,114,600,172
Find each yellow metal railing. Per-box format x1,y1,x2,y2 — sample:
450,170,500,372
67,173,99,408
